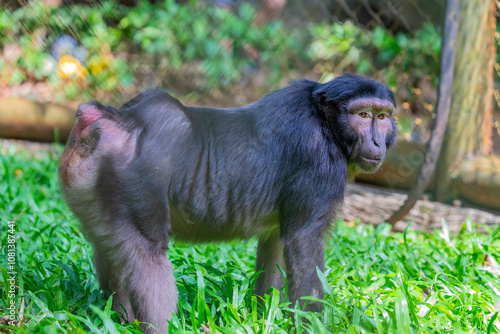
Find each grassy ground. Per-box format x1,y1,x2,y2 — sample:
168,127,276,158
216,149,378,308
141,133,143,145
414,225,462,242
0,143,499,333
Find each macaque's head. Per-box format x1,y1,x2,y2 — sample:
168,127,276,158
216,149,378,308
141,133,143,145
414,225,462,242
313,74,397,173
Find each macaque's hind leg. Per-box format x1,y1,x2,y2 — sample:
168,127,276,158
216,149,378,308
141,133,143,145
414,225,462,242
93,250,135,323
254,232,286,298
119,235,178,334
92,227,177,334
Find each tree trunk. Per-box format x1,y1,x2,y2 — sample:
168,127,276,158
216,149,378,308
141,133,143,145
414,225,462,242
435,0,496,202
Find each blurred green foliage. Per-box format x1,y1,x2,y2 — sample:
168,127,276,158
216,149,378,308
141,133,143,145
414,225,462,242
0,0,441,103
0,1,133,101
309,21,441,91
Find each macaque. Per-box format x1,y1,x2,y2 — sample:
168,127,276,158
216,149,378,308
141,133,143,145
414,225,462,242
59,74,397,333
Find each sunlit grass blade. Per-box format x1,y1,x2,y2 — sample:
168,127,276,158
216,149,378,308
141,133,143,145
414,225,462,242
487,311,499,334
395,289,411,334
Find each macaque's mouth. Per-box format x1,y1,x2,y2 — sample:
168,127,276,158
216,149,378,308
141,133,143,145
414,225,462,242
361,157,382,163
353,156,384,173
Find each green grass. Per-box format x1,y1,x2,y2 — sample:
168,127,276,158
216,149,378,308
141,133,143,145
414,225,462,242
1,143,499,333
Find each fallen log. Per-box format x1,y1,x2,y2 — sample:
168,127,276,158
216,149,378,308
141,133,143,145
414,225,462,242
356,141,500,211
344,183,500,233
0,98,77,142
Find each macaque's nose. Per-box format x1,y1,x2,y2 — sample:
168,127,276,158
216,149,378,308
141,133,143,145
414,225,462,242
371,124,384,148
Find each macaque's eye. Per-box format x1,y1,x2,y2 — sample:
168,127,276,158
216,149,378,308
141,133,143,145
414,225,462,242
359,111,370,118
377,113,387,120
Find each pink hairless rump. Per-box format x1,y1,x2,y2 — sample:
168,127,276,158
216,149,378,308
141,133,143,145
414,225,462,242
76,103,102,130
76,104,103,134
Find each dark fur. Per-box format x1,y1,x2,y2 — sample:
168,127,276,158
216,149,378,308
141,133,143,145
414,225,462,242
59,74,396,333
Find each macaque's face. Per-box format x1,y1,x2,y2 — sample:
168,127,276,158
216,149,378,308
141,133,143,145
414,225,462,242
346,97,396,173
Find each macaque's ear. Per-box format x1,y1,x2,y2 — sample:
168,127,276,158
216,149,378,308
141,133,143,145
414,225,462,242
312,85,327,109
313,85,339,118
